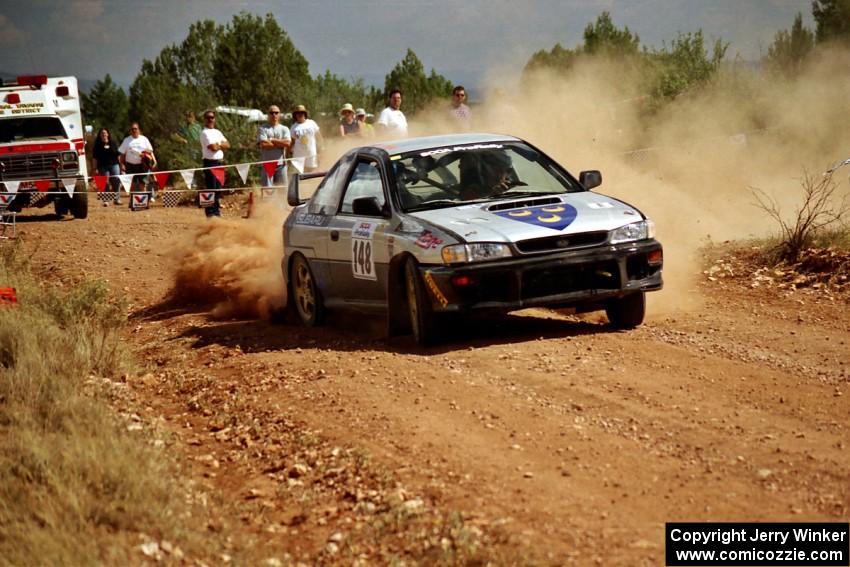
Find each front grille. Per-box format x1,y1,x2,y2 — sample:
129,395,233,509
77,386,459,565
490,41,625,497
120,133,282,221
0,152,60,179
516,231,609,253
521,260,620,299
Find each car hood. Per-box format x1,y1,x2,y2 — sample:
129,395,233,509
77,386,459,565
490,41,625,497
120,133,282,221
407,192,644,243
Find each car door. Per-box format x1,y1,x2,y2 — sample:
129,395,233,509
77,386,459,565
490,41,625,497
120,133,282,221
326,156,391,303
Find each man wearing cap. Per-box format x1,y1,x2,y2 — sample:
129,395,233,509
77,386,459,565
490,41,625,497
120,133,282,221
257,105,291,188
291,104,323,172
338,103,360,137
376,89,408,138
355,108,374,138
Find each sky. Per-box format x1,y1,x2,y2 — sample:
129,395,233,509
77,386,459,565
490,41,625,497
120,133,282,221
0,0,815,91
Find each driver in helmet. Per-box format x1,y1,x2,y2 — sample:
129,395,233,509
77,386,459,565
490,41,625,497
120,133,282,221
458,150,516,200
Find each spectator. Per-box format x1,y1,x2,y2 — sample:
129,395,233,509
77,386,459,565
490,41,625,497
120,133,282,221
257,104,291,189
199,110,230,218
376,89,407,138
290,104,323,172
338,103,360,137
355,108,374,138
118,122,155,208
449,85,472,131
175,110,202,146
91,127,121,205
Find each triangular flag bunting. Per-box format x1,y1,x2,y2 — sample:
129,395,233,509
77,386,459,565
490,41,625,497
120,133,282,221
3,181,19,194
180,170,195,189
290,157,305,174
153,171,170,190
62,178,76,196
262,160,278,180
93,175,107,192
236,163,250,184
118,174,133,193
211,167,225,186
34,180,50,192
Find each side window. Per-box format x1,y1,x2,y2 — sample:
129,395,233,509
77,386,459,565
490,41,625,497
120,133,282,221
339,159,386,215
307,153,355,215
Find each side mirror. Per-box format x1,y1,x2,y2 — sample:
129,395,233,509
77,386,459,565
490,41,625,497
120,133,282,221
352,196,386,217
579,170,602,190
287,174,302,206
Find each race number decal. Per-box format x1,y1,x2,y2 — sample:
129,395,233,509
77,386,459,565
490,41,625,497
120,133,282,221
351,222,377,281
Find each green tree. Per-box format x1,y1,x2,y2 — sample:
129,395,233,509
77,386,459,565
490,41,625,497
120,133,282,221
213,13,312,109
382,49,452,116
523,12,639,77
583,11,640,56
812,0,850,44
650,31,728,101
80,74,129,138
765,13,815,76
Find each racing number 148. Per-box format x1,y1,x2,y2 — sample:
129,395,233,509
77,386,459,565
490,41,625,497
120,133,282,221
352,238,373,278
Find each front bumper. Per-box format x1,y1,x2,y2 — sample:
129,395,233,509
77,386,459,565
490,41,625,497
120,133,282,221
420,239,663,313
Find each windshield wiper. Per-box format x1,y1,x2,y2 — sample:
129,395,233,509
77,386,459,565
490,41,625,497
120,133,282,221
406,198,490,212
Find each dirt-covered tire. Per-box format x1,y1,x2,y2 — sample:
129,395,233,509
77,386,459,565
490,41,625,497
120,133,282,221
289,254,325,327
70,183,88,219
605,291,646,329
404,257,438,346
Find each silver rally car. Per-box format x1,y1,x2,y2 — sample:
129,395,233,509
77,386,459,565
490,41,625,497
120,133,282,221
283,133,663,345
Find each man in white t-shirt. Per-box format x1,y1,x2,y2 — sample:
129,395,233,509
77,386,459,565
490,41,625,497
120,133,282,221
449,85,472,131
257,105,291,189
290,104,323,172
118,122,155,203
199,110,230,218
376,89,408,138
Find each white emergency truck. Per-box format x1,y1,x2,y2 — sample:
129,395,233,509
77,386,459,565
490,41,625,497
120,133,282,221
0,75,88,218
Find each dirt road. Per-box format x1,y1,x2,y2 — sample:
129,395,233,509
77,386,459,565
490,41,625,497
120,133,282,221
14,201,850,565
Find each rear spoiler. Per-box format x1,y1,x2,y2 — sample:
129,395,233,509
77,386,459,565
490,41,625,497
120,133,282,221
287,170,326,206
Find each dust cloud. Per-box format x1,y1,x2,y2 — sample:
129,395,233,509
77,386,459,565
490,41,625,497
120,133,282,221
170,202,286,319
172,47,850,319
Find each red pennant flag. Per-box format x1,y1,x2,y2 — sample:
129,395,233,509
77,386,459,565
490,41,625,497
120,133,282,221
262,161,278,180
153,171,170,190
211,167,225,186
94,175,107,192
34,180,50,192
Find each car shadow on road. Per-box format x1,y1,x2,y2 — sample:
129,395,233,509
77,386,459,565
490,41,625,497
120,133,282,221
174,309,615,354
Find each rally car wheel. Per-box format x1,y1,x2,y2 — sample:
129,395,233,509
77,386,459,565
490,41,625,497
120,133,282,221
605,291,646,329
404,258,437,346
290,254,324,327
70,184,89,219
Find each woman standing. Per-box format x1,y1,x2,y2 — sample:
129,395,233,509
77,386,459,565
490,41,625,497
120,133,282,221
338,103,360,137
91,128,121,205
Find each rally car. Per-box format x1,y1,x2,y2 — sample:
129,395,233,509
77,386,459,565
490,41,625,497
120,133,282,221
283,133,663,345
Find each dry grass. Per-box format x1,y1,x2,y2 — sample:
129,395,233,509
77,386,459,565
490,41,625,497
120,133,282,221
0,242,183,566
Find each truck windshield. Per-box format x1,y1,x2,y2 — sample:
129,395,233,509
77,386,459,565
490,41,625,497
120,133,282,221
0,116,68,143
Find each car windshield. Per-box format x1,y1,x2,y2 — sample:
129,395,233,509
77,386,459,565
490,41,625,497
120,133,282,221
0,117,68,143
392,141,583,212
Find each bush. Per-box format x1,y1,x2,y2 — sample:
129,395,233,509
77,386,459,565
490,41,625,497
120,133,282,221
0,242,181,565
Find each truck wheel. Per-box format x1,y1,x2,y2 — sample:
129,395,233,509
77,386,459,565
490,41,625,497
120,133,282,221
290,254,325,326
605,291,646,329
70,184,88,219
405,257,438,346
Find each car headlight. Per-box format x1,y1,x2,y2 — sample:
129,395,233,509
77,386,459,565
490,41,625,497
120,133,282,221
441,242,513,264
60,151,78,162
609,220,654,244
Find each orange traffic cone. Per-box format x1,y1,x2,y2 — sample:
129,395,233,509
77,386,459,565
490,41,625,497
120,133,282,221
245,191,256,219
0,287,18,307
